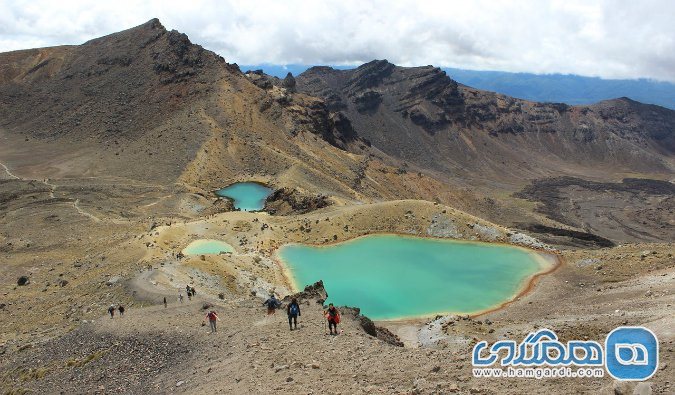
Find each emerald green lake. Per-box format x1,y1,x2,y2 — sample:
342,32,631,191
215,182,273,211
278,234,551,320
182,239,234,255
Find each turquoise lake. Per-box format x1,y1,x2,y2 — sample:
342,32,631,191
182,239,234,255
277,234,550,320
215,182,273,211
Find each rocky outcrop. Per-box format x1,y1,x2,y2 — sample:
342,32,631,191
152,29,210,84
346,60,395,91
268,93,360,150
282,72,296,93
244,69,276,90
522,223,615,248
353,90,382,114
283,280,328,304
340,307,404,347
199,196,236,216
264,187,331,215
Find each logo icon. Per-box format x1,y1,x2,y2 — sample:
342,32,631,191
605,327,658,381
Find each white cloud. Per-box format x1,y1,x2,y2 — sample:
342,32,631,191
0,0,674,81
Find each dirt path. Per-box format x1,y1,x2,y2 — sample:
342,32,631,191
71,198,102,222
0,159,139,223
0,161,19,179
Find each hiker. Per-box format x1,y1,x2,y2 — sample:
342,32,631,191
263,294,280,315
108,305,115,319
205,310,219,333
286,298,301,330
163,296,167,308
185,285,191,294
191,286,197,296
325,303,340,335
187,290,192,301
118,305,125,317
178,293,184,303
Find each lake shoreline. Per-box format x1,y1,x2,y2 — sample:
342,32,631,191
273,232,563,323
214,181,273,212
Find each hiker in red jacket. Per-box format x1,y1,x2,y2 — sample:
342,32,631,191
325,303,340,335
205,310,219,333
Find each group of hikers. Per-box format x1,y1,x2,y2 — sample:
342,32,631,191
176,285,197,304
107,304,125,318
263,294,341,335
112,285,342,335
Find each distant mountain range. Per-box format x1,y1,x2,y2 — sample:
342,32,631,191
241,64,675,110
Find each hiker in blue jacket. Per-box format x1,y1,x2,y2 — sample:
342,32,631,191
286,298,301,330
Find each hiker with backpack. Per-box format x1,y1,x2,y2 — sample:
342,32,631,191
118,305,125,317
286,298,301,330
263,294,280,315
325,303,340,335
108,305,115,319
205,310,219,333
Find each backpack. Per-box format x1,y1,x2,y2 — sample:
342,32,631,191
289,304,299,315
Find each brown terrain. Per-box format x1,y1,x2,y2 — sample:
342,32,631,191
0,19,673,394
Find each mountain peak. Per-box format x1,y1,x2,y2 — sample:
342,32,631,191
357,59,393,69
143,18,165,30
82,18,167,48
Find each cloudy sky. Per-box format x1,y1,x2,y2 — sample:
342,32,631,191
1,0,674,81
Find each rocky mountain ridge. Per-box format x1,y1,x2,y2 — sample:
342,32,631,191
297,60,674,180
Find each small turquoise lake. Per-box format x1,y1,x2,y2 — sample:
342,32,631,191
215,182,273,211
182,239,234,255
277,234,552,320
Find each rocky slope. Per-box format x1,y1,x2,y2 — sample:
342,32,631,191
297,60,674,181
0,18,226,183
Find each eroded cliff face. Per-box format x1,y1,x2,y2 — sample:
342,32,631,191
243,69,362,150
297,60,674,180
